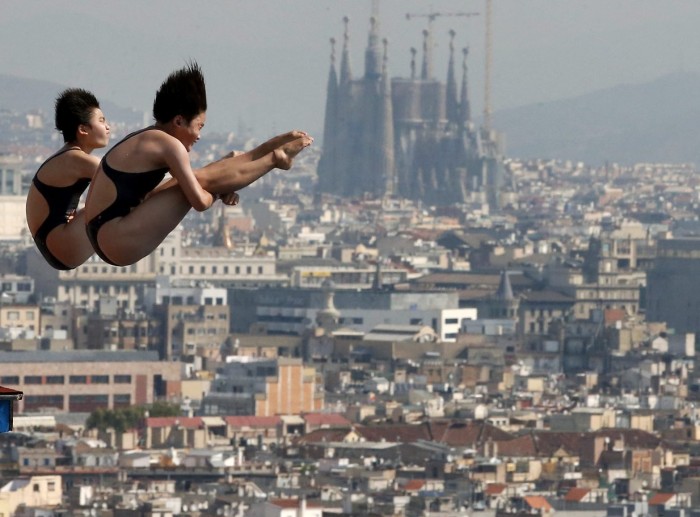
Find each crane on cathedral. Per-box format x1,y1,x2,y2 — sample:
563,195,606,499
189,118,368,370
405,10,480,79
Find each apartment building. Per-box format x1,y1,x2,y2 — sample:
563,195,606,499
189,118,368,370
49,230,287,313
230,286,469,340
0,303,40,337
202,357,323,417
0,351,181,413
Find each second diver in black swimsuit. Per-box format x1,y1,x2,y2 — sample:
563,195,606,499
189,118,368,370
26,88,110,270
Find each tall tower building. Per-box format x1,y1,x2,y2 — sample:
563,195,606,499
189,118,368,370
317,15,395,198
317,8,506,206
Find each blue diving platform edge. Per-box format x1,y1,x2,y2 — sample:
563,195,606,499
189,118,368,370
0,386,24,433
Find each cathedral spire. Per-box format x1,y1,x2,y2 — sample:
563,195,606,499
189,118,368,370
410,47,417,80
496,270,514,301
364,7,382,79
340,16,352,84
421,29,431,79
460,47,472,124
446,29,458,124
317,38,339,193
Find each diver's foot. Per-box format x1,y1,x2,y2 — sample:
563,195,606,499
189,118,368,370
273,135,313,170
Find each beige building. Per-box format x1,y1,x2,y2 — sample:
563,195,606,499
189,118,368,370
256,358,324,417
52,229,287,313
0,350,181,413
203,357,324,417
0,474,62,517
156,303,229,360
0,304,40,336
0,195,26,241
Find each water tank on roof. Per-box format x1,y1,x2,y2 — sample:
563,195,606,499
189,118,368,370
474,404,488,420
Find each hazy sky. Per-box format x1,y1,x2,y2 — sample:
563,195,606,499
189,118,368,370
2,0,699,137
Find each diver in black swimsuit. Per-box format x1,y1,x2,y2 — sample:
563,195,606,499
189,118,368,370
86,128,170,265
83,61,313,267
26,89,110,270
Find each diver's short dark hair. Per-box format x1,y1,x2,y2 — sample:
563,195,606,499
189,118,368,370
55,88,100,143
153,61,207,124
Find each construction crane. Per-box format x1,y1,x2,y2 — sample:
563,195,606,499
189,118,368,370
405,10,479,80
483,0,493,132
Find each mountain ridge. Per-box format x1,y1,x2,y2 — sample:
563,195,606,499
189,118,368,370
492,71,700,166
0,74,143,126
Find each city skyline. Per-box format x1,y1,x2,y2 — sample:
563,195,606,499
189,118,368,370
1,0,697,136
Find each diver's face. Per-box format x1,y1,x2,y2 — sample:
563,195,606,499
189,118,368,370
83,108,110,148
176,112,206,152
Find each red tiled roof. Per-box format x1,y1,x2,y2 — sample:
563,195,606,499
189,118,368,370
604,308,626,326
144,417,203,429
495,434,539,457
355,422,433,443
303,413,351,427
524,496,552,511
269,499,322,509
485,483,507,495
564,487,590,502
648,493,674,506
403,479,425,491
432,420,514,447
495,429,661,460
594,429,661,449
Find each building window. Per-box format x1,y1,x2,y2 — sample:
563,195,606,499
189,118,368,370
0,376,19,384
24,376,42,384
91,375,109,384
69,394,109,412
246,266,252,274
69,375,88,384
114,394,131,408
114,375,132,383
258,266,263,274
410,318,423,325
24,395,63,412
46,376,65,385
444,318,459,324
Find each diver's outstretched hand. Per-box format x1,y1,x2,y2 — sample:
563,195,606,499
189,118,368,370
220,192,240,206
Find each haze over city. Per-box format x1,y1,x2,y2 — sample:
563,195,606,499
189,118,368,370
2,0,698,136
4,1,700,515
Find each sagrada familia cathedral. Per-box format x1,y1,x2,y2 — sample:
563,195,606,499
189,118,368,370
317,12,506,207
